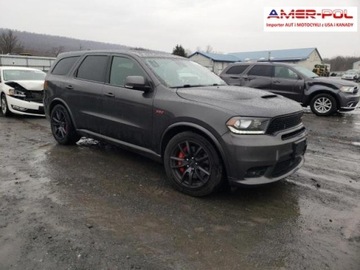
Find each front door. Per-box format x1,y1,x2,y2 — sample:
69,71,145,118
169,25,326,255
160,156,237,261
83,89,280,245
100,56,154,148
271,66,304,102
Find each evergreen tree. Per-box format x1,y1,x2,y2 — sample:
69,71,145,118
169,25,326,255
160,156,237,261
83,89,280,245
172,44,187,57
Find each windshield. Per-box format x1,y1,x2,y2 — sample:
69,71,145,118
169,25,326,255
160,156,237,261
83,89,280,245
144,57,226,88
3,69,46,81
293,66,319,78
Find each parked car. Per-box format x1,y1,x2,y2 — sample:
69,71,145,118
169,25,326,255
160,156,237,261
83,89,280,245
342,69,360,82
220,62,359,116
44,50,307,196
0,66,46,116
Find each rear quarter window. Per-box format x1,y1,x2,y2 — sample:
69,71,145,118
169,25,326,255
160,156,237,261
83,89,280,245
225,65,249,75
76,55,108,83
52,56,80,75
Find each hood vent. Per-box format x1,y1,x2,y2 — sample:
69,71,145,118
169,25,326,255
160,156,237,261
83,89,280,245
261,94,278,99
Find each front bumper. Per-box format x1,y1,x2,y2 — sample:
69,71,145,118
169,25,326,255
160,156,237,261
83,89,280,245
337,92,360,111
7,95,45,116
221,124,307,186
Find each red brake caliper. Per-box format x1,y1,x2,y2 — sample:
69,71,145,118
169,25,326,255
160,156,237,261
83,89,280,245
177,147,187,174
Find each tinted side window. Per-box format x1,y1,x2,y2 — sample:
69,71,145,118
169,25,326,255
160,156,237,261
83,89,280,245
274,66,299,79
76,55,108,83
109,56,146,86
52,56,79,75
248,65,273,77
226,65,249,75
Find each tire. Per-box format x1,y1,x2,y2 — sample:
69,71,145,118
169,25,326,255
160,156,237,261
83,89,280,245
1,93,12,117
164,132,223,196
310,93,337,116
50,104,81,145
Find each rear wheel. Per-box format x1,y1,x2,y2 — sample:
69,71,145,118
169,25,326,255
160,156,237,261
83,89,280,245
164,132,223,196
50,104,80,145
310,93,337,116
1,93,12,117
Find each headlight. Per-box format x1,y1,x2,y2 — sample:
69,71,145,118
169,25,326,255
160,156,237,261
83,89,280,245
9,88,26,98
340,86,355,93
226,117,270,135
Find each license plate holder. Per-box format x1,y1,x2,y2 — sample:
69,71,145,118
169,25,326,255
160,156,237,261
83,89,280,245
293,139,307,157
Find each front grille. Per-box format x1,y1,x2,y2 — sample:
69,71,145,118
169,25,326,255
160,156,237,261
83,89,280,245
266,112,303,135
25,90,44,102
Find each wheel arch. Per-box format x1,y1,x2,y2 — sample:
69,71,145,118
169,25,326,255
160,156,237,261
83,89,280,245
309,91,339,110
160,123,229,177
48,98,78,128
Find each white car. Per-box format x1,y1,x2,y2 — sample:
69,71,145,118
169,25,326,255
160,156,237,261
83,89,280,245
342,69,360,82
0,66,46,116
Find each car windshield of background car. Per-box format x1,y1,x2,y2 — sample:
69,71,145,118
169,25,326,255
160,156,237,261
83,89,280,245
144,58,226,88
3,69,46,81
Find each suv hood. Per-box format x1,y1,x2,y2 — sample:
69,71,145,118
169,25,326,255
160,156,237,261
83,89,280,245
5,80,44,91
308,77,358,88
176,85,302,117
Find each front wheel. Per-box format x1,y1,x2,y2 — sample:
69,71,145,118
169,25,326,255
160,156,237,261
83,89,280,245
50,104,81,145
1,94,12,117
164,132,223,196
310,94,337,116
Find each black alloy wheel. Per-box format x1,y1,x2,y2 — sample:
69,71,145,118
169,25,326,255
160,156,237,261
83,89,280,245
164,132,223,196
50,104,80,145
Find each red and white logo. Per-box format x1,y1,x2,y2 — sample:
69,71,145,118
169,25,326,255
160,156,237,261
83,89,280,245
264,7,357,32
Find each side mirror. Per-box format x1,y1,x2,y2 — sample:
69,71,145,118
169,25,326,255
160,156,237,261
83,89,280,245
125,76,151,92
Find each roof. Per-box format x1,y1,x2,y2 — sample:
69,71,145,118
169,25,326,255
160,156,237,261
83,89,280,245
188,48,321,63
188,51,239,62
57,49,180,59
230,48,320,62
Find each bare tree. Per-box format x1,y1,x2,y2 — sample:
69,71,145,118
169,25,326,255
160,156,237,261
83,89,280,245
50,46,65,57
205,45,213,53
0,30,24,54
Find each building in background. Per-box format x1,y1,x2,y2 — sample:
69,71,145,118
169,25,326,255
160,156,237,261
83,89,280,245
187,52,239,75
189,48,323,74
0,54,55,72
353,60,360,70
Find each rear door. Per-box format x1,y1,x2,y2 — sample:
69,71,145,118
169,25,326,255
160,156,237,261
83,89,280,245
271,65,305,102
241,64,273,91
220,64,250,85
68,54,109,133
100,55,154,148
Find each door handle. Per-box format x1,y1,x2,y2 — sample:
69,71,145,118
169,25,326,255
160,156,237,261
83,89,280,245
105,92,115,98
66,85,73,89
273,80,280,84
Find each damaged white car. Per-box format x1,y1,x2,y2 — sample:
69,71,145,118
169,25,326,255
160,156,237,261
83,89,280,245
0,67,46,116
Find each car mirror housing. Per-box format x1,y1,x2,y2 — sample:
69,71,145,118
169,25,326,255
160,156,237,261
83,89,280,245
125,76,152,92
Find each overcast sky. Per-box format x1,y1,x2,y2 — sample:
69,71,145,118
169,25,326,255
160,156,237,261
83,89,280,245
1,0,359,58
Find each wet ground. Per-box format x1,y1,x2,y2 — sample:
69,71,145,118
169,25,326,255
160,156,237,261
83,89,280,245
0,109,359,270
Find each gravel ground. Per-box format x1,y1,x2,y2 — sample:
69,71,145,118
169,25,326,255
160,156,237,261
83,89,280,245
0,109,359,270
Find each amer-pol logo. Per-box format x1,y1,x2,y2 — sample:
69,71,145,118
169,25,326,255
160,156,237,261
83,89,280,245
264,7,357,32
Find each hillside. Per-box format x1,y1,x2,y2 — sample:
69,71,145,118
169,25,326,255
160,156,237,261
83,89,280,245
0,28,129,56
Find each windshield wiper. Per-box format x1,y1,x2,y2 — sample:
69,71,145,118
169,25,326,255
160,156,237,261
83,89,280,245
172,84,206,88
171,83,226,88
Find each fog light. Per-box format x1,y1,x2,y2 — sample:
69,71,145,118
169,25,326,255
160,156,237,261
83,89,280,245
12,105,28,111
245,166,268,178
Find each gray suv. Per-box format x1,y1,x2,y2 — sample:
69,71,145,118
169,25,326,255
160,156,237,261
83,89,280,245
220,62,359,116
44,50,307,196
